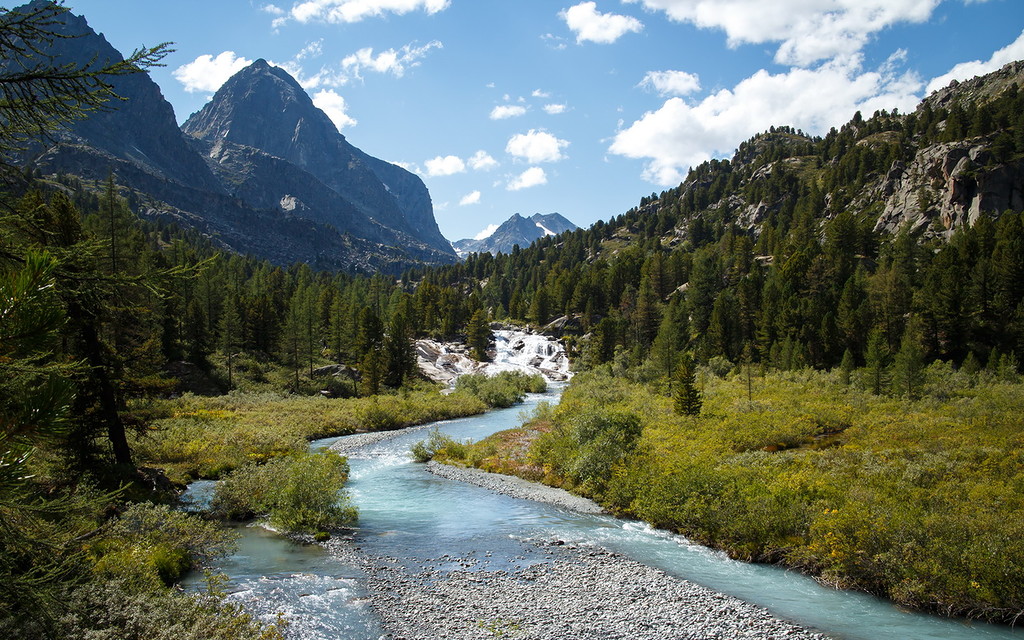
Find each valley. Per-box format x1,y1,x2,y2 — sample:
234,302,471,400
2,2,1024,639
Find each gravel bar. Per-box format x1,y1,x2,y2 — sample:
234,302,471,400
426,461,606,514
323,535,827,640
322,432,829,639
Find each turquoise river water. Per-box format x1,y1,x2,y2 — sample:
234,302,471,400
183,386,1022,640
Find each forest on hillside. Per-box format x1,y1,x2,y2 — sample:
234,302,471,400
5,1,1024,635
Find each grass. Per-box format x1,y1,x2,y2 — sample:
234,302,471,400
130,388,488,483
457,364,1024,624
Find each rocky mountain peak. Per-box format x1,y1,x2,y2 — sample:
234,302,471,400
183,61,454,258
453,212,578,258
183,59,338,160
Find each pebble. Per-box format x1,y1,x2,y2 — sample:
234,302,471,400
319,434,830,639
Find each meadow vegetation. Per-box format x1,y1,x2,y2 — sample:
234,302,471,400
458,365,1024,623
130,386,489,483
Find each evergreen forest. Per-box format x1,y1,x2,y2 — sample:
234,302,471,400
3,2,1024,636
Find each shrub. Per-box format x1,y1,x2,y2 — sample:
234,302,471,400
455,371,546,408
411,428,467,463
212,451,356,534
90,503,237,589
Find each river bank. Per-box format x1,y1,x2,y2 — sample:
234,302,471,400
325,534,827,640
426,460,605,514
321,428,828,640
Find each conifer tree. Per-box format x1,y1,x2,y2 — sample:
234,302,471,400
891,316,925,398
219,292,242,389
673,354,702,416
466,308,491,362
865,328,888,395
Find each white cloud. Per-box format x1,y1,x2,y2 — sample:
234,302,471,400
541,33,570,50
561,1,643,44
927,29,1024,94
543,103,568,115
341,41,442,80
311,89,357,130
623,0,940,66
296,39,324,60
173,51,253,93
610,56,923,185
640,70,701,96
473,223,500,240
425,155,466,177
285,0,450,24
262,4,285,15
460,191,482,206
506,129,569,163
507,167,548,191
490,104,528,120
532,89,551,98
469,150,499,171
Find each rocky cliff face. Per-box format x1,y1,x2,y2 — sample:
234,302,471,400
8,1,223,194
182,61,454,260
454,213,578,257
8,3,456,272
877,140,1024,235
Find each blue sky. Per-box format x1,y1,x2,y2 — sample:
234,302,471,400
67,0,1023,243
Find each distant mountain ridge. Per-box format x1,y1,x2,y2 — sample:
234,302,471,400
454,212,577,257
9,1,456,273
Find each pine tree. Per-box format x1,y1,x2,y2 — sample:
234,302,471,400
891,316,926,398
865,328,888,395
383,312,416,388
219,292,243,389
673,354,703,416
466,308,491,362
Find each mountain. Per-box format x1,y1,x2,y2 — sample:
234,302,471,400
9,2,456,272
182,60,454,261
453,212,578,257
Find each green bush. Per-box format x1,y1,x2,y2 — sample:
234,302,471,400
213,451,357,534
455,371,546,408
89,503,237,589
39,577,286,640
410,428,467,463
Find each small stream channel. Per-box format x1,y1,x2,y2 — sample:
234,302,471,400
181,333,1022,640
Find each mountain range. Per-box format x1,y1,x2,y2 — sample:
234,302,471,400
11,0,456,273
453,213,578,258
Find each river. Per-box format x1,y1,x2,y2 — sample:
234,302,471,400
182,335,1022,640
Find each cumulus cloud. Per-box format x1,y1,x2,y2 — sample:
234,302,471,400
561,1,643,44
507,167,548,190
459,190,482,206
532,89,551,98
610,56,923,185
927,29,1024,94
342,41,442,81
544,103,568,115
469,150,499,171
623,0,939,66
283,0,450,24
173,51,253,93
640,70,701,96
473,223,500,239
311,89,357,130
490,104,528,119
506,129,569,163
425,155,466,177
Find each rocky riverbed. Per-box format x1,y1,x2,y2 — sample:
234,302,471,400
425,461,605,514
321,431,828,640
324,525,827,640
